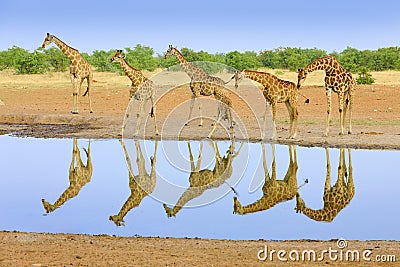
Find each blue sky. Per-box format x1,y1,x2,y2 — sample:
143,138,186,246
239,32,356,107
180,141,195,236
1,0,399,55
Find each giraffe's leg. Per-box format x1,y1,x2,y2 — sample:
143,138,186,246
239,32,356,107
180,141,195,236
187,141,195,171
324,148,331,194
325,89,332,137
186,94,196,126
348,89,354,134
285,101,294,139
262,104,268,140
198,96,203,127
70,74,79,114
135,141,146,177
150,96,159,135
135,101,146,136
271,144,277,182
271,102,277,139
338,92,345,135
337,148,346,187
207,103,223,138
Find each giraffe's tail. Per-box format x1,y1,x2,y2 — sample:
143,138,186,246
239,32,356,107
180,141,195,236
150,106,154,117
82,87,89,97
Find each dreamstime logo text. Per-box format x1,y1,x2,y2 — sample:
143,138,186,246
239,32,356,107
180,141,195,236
257,239,397,263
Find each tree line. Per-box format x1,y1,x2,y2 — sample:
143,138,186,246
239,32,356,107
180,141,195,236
1,44,400,77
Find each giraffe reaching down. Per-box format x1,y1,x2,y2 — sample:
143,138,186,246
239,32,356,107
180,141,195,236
297,56,355,136
111,50,159,136
235,70,299,139
42,139,92,213
295,148,354,222
163,140,242,217
233,144,299,215
41,33,93,114
164,45,231,127
109,139,158,226
189,81,234,138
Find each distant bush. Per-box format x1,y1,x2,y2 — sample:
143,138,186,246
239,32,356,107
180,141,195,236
1,45,400,75
356,67,375,84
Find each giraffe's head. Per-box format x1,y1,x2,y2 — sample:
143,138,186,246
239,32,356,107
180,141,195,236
297,68,308,88
233,70,244,88
110,50,125,63
164,45,176,59
109,215,125,226
41,33,54,48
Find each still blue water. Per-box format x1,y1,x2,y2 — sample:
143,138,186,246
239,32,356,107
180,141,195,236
0,135,398,240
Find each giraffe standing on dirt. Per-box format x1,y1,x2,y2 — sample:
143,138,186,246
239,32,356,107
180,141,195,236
163,140,242,217
295,148,354,222
164,45,232,128
235,70,299,139
42,139,92,213
110,50,159,136
41,33,93,114
297,56,355,136
109,139,158,226
233,144,300,215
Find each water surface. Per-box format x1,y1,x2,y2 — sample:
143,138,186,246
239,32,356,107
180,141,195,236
0,135,398,240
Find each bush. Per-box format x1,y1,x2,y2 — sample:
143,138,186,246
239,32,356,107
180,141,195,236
356,67,375,84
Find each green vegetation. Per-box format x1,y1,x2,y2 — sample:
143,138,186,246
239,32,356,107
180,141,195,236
1,45,400,76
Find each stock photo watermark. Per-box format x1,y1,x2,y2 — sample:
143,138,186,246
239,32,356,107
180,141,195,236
257,239,396,263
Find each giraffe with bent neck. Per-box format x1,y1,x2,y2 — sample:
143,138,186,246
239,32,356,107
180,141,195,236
164,45,232,129
163,140,242,217
110,50,159,136
295,148,354,222
233,144,299,215
42,139,92,213
109,139,158,226
41,33,93,114
297,56,355,136
235,70,299,139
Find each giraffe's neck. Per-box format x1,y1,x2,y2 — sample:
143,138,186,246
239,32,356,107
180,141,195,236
52,36,81,62
300,206,335,222
118,59,146,87
172,49,208,80
234,195,277,215
242,70,276,88
304,56,338,75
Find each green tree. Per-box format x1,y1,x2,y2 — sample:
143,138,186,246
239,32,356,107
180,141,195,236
125,45,158,71
41,47,69,72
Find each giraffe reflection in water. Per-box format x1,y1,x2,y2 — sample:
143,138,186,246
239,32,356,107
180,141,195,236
233,144,300,215
295,148,354,222
163,140,242,217
109,139,158,226
42,139,92,213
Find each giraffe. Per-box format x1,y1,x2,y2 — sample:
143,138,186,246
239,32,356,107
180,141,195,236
41,33,93,114
42,139,92,213
163,140,242,217
297,56,355,136
110,50,159,136
235,69,299,139
233,144,299,215
109,139,158,226
190,81,234,138
164,45,232,127
295,148,354,222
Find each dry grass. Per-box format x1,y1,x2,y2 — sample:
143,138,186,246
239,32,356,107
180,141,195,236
0,69,398,89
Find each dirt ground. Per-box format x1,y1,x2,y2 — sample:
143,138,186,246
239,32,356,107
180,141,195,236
0,70,399,266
